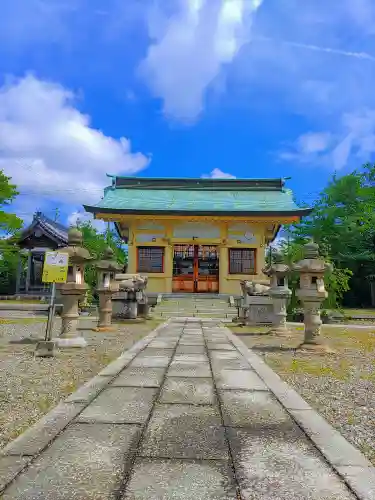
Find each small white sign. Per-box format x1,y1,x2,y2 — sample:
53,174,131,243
45,252,69,267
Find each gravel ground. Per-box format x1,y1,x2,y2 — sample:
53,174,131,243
230,324,375,464
0,316,162,450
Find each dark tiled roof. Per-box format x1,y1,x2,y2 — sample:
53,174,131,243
19,212,69,245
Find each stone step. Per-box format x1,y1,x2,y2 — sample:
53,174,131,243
155,311,237,318
160,293,231,299
160,301,230,305
154,309,237,316
155,304,234,311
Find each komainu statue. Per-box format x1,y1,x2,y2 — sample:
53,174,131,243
238,280,273,325
113,274,149,319
240,280,270,297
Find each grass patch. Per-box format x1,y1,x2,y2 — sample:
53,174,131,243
229,325,270,335
60,380,79,396
0,300,44,304
228,324,304,335
36,395,56,413
231,325,374,380
95,351,119,366
0,318,47,325
327,328,375,353
281,358,353,380
343,308,375,316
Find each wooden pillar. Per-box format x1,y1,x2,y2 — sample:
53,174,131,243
219,246,228,293
218,222,228,294
164,223,173,293
15,253,22,295
25,250,32,294
127,224,136,274
127,244,136,273
164,244,173,293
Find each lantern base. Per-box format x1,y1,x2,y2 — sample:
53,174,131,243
296,342,335,354
55,336,87,348
34,340,56,357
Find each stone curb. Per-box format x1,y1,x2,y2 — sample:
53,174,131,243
222,325,375,500
0,319,170,494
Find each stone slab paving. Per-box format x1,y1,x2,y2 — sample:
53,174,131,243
0,318,374,499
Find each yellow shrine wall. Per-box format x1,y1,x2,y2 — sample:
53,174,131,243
94,214,298,295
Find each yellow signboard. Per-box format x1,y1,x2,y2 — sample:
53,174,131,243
42,251,69,283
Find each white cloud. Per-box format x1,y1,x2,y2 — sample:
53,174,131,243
278,132,332,163
67,211,107,232
202,168,236,178
231,0,375,169
297,132,332,154
0,75,149,207
139,0,264,121
280,110,375,169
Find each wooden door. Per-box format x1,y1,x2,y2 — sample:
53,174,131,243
196,245,219,293
172,244,195,292
173,244,219,293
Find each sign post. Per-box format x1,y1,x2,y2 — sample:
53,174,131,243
35,251,69,357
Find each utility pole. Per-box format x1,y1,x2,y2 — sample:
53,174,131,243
106,221,110,244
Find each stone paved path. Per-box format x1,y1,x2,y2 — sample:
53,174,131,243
0,318,370,499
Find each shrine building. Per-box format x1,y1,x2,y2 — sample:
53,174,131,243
83,176,311,295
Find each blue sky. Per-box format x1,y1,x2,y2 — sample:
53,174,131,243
1,0,375,231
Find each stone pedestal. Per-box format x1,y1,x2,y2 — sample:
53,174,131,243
138,302,150,319
112,295,139,319
293,241,334,354
262,253,292,336
112,274,149,321
54,227,93,348
268,292,291,336
298,300,334,353
93,247,122,331
95,290,115,331
246,296,273,326
56,292,87,348
128,301,138,319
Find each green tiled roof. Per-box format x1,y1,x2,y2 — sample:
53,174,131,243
84,177,311,216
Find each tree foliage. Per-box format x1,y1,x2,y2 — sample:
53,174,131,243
277,237,352,313
0,170,24,294
75,220,127,298
283,162,375,307
0,170,23,235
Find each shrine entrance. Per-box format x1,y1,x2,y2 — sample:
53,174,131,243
172,244,219,293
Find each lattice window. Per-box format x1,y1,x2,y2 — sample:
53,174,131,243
228,248,256,274
137,247,164,273
173,244,194,259
200,245,218,260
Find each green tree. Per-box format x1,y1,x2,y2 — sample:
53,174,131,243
288,163,375,307
74,220,127,299
0,170,23,235
0,170,23,294
277,237,352,314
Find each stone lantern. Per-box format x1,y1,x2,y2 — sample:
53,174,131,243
262,250,292,335
94,247,122,331
56,228,93,348
292,240,333,352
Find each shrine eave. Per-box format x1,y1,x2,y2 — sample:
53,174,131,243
83,206,312,218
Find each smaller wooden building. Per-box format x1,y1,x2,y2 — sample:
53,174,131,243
16,212,69,296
